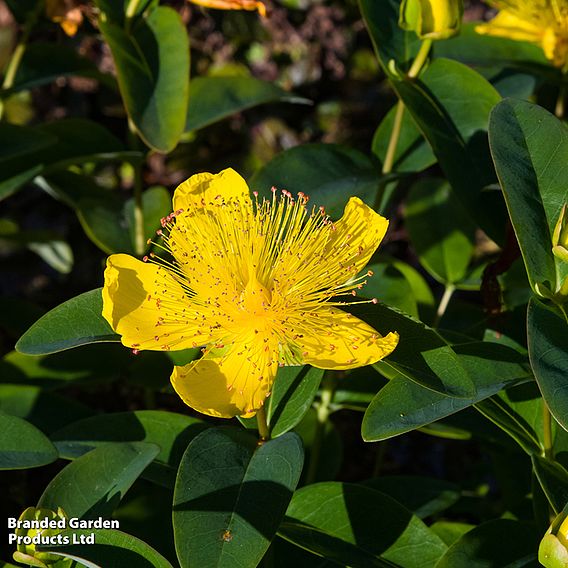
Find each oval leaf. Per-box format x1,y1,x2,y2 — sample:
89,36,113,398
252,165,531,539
39,529,173,568
267,365,324,437
16,289,119,355
38,442,159,519
406,178,476,284
173,427,303,568
363,341,531,441
100,6,189,152
0,413,58,470
281,482,447,568
250,144,379,218
489,99,568,295
527,297,568,432
186,76,308,132
51,410,208,488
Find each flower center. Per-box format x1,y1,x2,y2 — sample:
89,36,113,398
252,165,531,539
241,277,272,317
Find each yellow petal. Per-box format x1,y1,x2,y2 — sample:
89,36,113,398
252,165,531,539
476,10,544,44
172,168,251,213
188,0,266,17
292,307,398,370
326,197,389,285
171,335,279,418
102,253,214,351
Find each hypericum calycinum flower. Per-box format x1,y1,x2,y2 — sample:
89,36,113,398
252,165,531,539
187,0,266,17
399,0,463,40
102,169,398,418
476,1,568,71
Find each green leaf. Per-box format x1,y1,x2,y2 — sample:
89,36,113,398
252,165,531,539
350,303,475,398
99,6,189,152
363,476,460,518
363,261,419,317
173,427,303,568
0,384,94,434
51,410,209,488
435,23,549,70
186,76,309,132
430,522,474,547
0,122,56,161
489,99,568,295
6,43,115,94
359,0,420,72
474,396,542,455
435,519,538,567
39,529,173,568
532,455,568,514
372,104,436,173
0,413,58,470
1,344,131,389
281,482,447,568
363,341,531,441
266,365,324,437
527,298,568,432
406,178,476,284
250,144,379,218
294,408,343,482
16,289,118,355
393,58,505,243
38,442,159,519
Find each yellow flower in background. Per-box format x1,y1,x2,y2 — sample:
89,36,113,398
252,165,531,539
46,0,83,37
187,0,266,18
102,169,398,418
399,0,463,40
476,1,568,71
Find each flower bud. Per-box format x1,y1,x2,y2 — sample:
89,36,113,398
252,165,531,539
540,513,568,568
553,204,568,263
399,0,463,40
12,507,71,568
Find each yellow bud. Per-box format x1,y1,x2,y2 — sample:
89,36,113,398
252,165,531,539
540,513,568,568
553,204,568,262
12,507,71,568
399,0,463,40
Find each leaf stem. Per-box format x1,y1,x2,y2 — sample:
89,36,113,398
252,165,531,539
432,284,455,328
407,39,433,79
0,3,42,120
543,399,554,460
374,39,432,211
305,374,335,485
132,162,145,256
381,100,406,177
256,405,270,442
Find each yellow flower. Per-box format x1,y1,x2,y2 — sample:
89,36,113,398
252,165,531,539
102,169,398,418
399,0,463,40
476,1,568,71
187,0,266,18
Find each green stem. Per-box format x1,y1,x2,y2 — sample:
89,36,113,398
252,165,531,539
374,39,432,212
305,374,335,485
256,405,270,442
407,39,433,79
381,100,405,177
432,284,455,328
0,4,41,120
125,0,144,20
132,163,145,256
543,400,554,460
